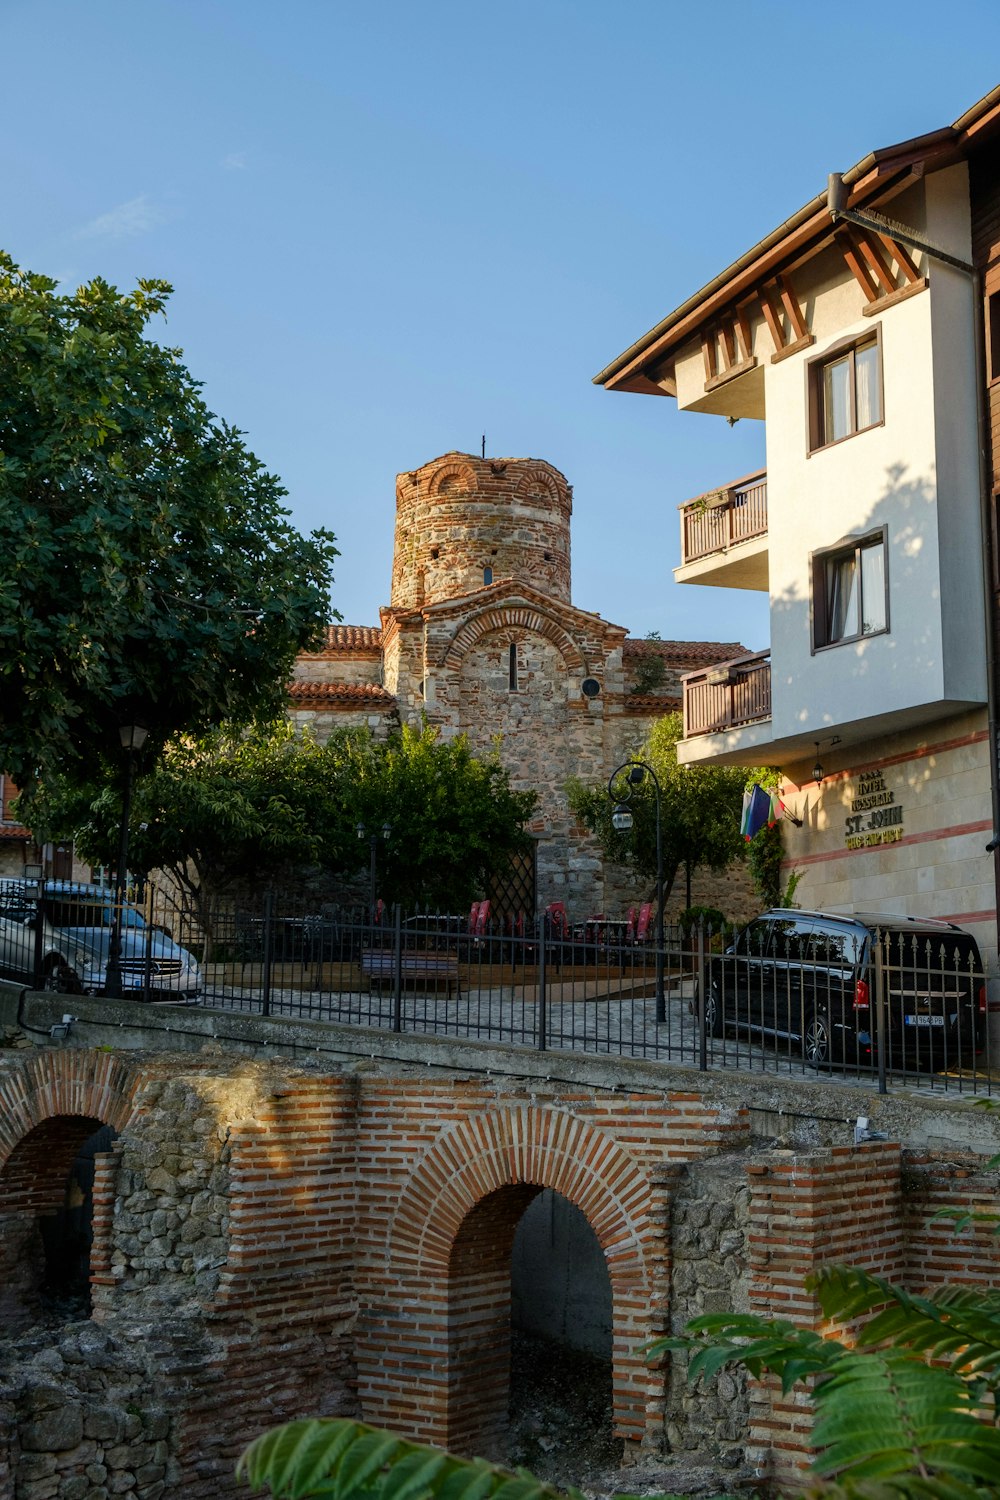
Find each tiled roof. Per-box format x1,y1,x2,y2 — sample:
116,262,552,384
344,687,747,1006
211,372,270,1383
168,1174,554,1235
622,694,682,714
0,824,31,841
288,681,396,708
301,625,383,656
623,638,747,664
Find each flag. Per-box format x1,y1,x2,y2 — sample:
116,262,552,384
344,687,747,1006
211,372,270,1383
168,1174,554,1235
741,783,783,840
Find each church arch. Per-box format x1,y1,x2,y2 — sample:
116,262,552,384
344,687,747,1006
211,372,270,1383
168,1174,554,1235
440,606,586,675
363,1104,661,1458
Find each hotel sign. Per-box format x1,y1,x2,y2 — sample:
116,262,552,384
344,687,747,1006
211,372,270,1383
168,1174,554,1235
843,769,904,850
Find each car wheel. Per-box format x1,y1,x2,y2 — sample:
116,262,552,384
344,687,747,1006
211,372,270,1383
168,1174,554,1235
803,1010,831,1069
41,954,76,992
703,985,725,1037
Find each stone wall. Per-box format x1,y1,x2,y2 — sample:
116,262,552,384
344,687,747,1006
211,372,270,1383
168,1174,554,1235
5,1038,996,1496
391,455,572,612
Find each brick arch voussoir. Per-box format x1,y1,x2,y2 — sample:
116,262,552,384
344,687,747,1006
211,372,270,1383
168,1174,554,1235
388,1104,651,1294
0,1052,140,1172
513,465,564,510
440,607,586,674
426,460,479,499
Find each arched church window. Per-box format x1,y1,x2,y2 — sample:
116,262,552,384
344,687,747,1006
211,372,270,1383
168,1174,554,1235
483,566,493,586
509,642,518,691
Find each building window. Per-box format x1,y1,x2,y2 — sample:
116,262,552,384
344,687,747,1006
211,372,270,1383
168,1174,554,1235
989,290,1000,382
509,643,518,691
483,566,493,586
813,531,888,648
808,333,882,451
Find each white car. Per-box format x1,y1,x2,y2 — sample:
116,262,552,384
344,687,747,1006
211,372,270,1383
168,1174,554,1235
0,881,202,1003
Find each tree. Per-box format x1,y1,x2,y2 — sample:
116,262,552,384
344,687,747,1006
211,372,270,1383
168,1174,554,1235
26,721,355,933
655,1263,1000,1499
0,253,338,784
27,720,537,919
567,712,756,912
324,722,538,911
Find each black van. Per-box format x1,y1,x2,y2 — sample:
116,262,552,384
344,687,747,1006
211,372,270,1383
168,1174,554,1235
704,909,986,1071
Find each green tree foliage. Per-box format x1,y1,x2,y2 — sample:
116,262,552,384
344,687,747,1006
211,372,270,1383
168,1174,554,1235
238,1418,698,1500
566,712,754,909
655,1263,1000,1498
0,253,338,783
27,722,354,927
324,722,537,910
28,721,537,918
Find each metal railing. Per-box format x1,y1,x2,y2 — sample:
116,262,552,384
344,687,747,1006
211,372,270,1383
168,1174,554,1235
682,650,772,737
3,884,992,1097
679,471,768,565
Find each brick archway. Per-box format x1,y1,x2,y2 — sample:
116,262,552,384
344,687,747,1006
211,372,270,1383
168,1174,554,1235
0,1052,139,1321
440,606,587,675
359,1104,665,1458
0,1051,138,1178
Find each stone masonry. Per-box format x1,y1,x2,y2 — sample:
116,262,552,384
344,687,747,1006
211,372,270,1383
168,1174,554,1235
2,1034,1000,1498
289,451,753,920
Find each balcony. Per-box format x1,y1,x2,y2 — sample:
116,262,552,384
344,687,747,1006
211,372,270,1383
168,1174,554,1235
675,470,768,591
682,650,771,738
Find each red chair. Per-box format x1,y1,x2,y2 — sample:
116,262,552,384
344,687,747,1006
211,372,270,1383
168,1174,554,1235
474,899,491,936
545,901,568,937
624,906,637,944
635,902,654,943
468,900,481,933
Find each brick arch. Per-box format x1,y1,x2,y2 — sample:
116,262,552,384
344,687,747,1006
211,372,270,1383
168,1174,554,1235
513,464,568,513
367,1105,661,1456
0,1051,139,1174
440,606,587,674
425,460,479,499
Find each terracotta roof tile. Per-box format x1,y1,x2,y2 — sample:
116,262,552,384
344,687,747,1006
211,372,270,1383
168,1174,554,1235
622,694,682,714
301,625,383,656
288,681,396,709
0,824,31,840
623,638,747,664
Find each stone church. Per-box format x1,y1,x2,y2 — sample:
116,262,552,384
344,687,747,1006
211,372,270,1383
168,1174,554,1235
288,451,747,918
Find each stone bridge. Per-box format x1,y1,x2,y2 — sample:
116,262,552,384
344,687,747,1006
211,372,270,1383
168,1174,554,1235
1,993,999,1500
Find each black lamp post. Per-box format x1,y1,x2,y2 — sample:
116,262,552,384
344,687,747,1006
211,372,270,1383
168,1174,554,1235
356,821,391,918
105,723,148,999
608,759,665,1022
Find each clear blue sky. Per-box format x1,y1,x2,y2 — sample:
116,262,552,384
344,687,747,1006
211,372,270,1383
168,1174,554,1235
6,2,1000,651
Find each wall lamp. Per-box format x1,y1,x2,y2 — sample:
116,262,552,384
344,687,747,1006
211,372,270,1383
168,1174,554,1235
812,735,842,787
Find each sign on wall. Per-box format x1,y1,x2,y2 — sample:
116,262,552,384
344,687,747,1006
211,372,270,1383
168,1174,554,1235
843,769,904,850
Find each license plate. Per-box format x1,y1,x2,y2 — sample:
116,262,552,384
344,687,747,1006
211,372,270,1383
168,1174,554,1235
904,1014,945,1027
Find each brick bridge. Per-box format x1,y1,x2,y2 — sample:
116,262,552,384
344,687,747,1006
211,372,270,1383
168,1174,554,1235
1,1001,999,1498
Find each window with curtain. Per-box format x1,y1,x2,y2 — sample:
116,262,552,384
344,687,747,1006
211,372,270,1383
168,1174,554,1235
814,531,888,648
810,333,882,451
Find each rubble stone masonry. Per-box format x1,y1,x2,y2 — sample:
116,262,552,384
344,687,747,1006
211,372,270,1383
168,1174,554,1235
2,1042,997,1498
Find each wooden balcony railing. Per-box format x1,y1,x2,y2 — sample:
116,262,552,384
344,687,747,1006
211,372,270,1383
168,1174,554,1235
682,650,772,738
679,470,767,565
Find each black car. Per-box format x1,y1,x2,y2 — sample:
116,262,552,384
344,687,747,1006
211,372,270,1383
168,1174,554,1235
704,909,986,1071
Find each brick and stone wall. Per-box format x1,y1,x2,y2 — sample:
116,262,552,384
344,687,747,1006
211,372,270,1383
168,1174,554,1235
2,1040,999,1498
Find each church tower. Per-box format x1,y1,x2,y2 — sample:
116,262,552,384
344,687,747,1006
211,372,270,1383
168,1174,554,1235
390,453,572,609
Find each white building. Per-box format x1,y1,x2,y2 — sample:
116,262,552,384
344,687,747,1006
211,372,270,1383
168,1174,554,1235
596,85,1000,969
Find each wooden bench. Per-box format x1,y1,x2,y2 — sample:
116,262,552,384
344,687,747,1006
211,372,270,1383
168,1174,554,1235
361,949,460,998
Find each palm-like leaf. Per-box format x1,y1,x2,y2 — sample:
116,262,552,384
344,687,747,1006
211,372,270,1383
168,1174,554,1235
238,1419,591,1500
808,1350,1000,1486
811,1268,1000,1389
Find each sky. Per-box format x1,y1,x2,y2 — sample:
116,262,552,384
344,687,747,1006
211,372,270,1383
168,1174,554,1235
5,2,1000,652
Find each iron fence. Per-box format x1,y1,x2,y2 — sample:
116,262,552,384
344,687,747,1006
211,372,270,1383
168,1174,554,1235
1,878,994,1097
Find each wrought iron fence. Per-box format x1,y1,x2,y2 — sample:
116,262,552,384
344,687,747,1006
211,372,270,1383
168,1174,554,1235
2,878,993,1097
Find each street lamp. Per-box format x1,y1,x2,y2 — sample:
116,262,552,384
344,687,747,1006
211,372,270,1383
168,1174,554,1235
607,759,665,1022
105,722,148,999
356,821,391,919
